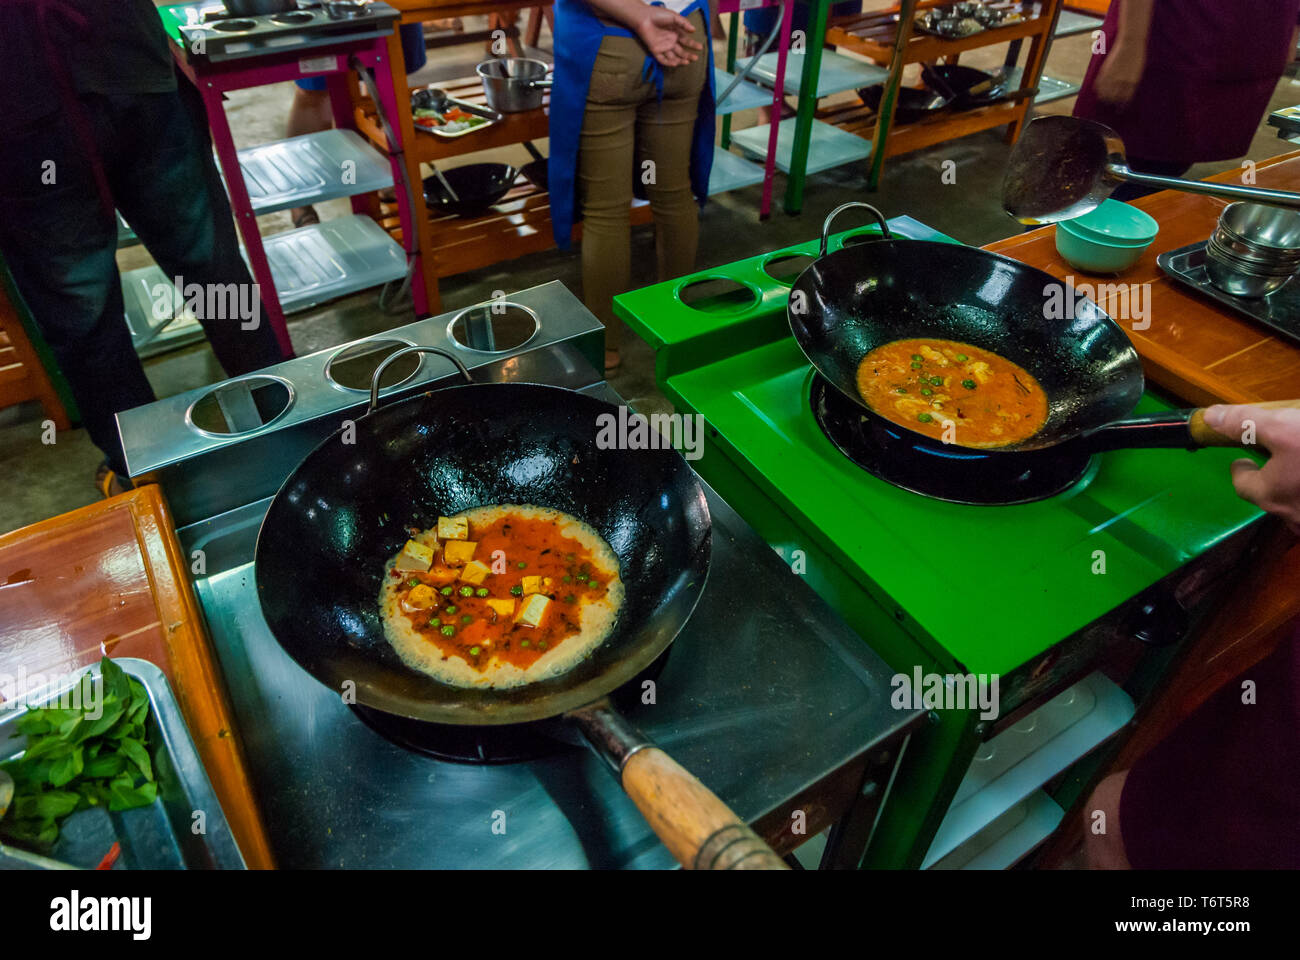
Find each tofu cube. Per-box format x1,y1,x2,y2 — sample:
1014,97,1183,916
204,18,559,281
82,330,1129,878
437,516,469,541
442,540,478,566
521,575,542,596
393,539,434,572
424,564,459,585
485,598,516,620
405,584,438,609
460,560,491,586
514,594,550,628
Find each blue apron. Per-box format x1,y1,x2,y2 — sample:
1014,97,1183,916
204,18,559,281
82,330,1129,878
548,0,715,249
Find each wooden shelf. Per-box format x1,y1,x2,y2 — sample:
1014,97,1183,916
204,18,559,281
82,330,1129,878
819,97,1024,157
357,74,549,165
377,179,652,280
827,1,1052,65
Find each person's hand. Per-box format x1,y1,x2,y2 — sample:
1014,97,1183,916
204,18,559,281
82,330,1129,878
1202,403,1300,534
1092,43,1145,107
634,7,703,67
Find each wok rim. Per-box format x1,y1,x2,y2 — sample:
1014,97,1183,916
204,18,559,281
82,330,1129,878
787,238,1146,454
252,381,713,726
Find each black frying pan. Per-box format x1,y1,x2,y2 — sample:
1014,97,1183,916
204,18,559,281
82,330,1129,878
422,163,518,218
254,347,786,869
789,203,1277,455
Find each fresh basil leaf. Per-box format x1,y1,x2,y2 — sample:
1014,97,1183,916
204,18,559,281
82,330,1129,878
107,779,156,812
117,738,152,782
48,748,83,788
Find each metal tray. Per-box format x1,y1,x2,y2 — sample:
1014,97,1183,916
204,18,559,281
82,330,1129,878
0,659,245,870
1157,241,1300,349
412,95,502,140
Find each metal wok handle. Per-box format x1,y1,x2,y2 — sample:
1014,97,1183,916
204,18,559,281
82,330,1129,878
367,345,473,413
820,201,892,257
1108,164,1300,210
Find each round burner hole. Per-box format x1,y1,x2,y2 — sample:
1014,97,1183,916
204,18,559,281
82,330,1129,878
677,277,757,314
271,11,315,24
762,253,815,285
326,339,419,392
187,375,293,436
211,18,257,32
448,303,538,353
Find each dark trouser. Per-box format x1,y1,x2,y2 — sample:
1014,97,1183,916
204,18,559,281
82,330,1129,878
0,74,291,476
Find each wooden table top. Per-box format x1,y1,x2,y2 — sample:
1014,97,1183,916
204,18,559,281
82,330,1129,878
0,486,274,868
985,151,1300,407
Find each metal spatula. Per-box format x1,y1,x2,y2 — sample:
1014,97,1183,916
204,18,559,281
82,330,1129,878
1002,116,1300,224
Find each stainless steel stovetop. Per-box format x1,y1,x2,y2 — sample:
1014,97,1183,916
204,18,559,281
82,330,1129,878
119,283,922,868
169,1,400,63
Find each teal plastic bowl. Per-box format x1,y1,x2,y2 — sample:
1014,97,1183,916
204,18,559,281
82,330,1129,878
1055,201,1158,273
1067,198,1159,245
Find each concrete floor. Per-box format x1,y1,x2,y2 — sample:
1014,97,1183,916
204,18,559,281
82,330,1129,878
4,13,1300,533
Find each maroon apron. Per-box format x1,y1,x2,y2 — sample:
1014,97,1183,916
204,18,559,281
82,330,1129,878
1074,0,1300,164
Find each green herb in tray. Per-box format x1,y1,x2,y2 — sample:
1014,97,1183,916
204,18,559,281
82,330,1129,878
0,658,155,850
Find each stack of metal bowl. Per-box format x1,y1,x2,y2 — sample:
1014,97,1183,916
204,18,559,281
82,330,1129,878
1205,202,1300,298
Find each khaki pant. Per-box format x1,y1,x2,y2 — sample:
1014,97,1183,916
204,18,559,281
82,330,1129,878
578,12,708,349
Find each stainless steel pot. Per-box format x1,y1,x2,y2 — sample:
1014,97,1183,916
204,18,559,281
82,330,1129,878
476,58,552,113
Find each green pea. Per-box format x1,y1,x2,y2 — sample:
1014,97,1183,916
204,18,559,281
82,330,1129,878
521,639,530,648
439,586,453,596
406,577,420,588
956,353,968,362
929,376,943,386
587,580,599,589
440,625,455,636
510,585,523,596
461,615,473,624
962,379,976,390
538,641,548,650
910,361,922,370
562,575,572,583
920,388,932,396
564,594,576,604
459,586,473,597
517,561,527,569
445,605,457,614
475,587,489,597
564,553,575,561
918,413,933,423
911,354,923,362
469,646,480,656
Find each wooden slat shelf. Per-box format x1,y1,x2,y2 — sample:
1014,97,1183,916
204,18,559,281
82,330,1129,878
819,96,1024,156
826,1,1050,65
376,179,652,280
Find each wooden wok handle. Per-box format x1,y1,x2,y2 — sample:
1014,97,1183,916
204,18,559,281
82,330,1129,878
620,748,789,870
568,700,788,870
1188,399,1300,447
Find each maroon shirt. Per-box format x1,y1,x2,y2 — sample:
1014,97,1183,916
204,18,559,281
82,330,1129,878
1120,624,1300,868
1074,0,1300,164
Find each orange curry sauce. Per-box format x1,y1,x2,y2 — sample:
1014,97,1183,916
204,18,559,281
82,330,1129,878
388,513,612,672
855,338,1048,447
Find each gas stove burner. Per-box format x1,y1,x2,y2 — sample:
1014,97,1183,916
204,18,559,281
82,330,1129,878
211,17,257,31
325,0,368,17
350,705,573,764
810,375,1094,505
271,11,316,25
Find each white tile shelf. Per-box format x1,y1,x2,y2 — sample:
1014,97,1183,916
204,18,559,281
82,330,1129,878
714,68,774,116
736,50,889,99
123,212,406,356
922,670,1134,869
730,116,872,176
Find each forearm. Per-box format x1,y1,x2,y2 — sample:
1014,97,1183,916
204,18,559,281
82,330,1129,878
1112,0,1154,55
582,0,652,32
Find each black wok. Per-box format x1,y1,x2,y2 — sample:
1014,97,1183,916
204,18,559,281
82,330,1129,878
255,347,786,869
789,203,1279,455
422,163,518,218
